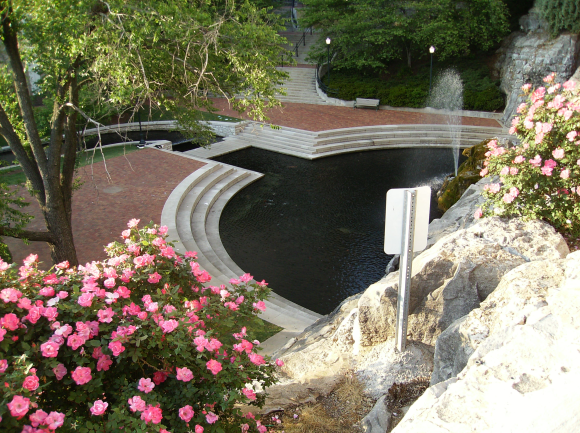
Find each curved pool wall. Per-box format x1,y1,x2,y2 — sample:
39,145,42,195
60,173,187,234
215,147,465,315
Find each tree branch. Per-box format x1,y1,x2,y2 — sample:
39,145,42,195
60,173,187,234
0,226,55,244
1,11,48,175
0,103,46,205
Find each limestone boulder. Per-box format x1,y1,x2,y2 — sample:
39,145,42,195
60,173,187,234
361,395,391,433
494,10,580,125
358,217,568,348
392,251,580,433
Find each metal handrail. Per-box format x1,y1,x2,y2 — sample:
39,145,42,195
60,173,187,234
293,27,313,58
315,63,339,97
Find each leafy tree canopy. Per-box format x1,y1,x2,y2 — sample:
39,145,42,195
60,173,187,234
536,0,580,36
302,0,510,71
0,0,288,265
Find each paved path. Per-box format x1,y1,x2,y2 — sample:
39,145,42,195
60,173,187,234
209,98,501,131
5,148,205,268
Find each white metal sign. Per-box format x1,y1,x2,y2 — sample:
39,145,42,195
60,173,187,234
384,186,431,254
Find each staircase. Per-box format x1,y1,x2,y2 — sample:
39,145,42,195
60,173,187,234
276,66,327,105
160,158,323,336
184,123,510,160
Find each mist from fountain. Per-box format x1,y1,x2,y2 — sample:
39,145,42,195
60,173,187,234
427,69,464,176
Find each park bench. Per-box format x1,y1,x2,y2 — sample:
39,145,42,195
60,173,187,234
354,98,380,110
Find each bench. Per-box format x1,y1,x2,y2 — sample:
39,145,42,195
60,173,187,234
354,98,380,110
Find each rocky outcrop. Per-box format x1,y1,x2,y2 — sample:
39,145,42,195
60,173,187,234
265,178,569,421
495,9,580,125
392,251,580,433
357,216,568,348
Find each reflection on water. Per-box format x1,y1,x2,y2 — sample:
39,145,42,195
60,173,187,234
216,148,461,315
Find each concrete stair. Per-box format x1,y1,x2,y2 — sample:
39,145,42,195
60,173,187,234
276,66,327,105
160,159,323,335
183,123,509,160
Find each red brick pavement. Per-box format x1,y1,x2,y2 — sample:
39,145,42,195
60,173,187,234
209,98,502,131
4,100,501,269
4,148,205,269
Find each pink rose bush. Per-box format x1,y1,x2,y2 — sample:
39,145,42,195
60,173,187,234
476,74,580,237
0,221,283,432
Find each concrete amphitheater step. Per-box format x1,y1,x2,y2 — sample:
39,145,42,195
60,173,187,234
161,158,322,334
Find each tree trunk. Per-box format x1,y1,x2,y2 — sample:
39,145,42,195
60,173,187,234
44,202,78,266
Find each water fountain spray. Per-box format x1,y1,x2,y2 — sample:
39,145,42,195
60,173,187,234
427,69,464,176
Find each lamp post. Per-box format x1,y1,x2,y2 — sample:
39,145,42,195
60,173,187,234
326,37,331,85
428,46,435,97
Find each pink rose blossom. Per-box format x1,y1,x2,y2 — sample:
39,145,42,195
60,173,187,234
29,409,48,427
195,426,204,433
129,396,147,412
138,378,155,393
44,412,65,429
97,307,115,323
160,319,179,333
1,313,20,330
40,341,60,358
128,218,140,228
531,87,545,103
179,405,195,422
529,155,542,167
0,359,8,373
205,412,219,424
535,132,545,144
567,131,578,141
563,80,576,90
561,169,570,179
206,359,222,375
141,405,163,424
103,277,116,289
90,400,108,416
97,355,113,371
153,371,168,385
500,166,509,176
553,148,565,159
109,340,125,357
509,167,519,175
521,83,532,92
275,358,284,367
252,301,266,312
541,166,554,176
116,286,131,298
78,293,94,307
53,364,67,380
242,388,257,401
176,367,194,382
22,375,39,392
249,353,266,366
514,155,525,164
148,272,162,284
72,366,92,385
39,286,55,297
57,291,68,299
67,333,86,351
8,395,30,418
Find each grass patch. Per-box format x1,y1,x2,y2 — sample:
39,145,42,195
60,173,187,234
0,144,139,186
248,319,284,343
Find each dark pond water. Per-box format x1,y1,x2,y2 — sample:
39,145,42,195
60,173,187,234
215,148,463,315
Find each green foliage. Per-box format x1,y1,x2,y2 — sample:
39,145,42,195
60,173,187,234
0,221,282,432
302,0,510,71
0,182,32,246
438,141,490,212
536,0,580,36
477,75,580,237
326,60,504,111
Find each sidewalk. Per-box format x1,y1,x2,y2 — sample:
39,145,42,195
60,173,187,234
4,148,205,268
209,98,502,131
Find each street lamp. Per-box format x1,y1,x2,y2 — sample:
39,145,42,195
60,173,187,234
326,37,331,85
428,46,435,97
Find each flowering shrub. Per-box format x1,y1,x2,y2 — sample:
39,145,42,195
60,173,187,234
0,220,282,432
476,73,580,237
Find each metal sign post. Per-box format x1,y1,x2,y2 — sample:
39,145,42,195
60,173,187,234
395,190,416,352
384,186,431,352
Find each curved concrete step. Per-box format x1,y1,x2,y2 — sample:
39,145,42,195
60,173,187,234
161,158,323,334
